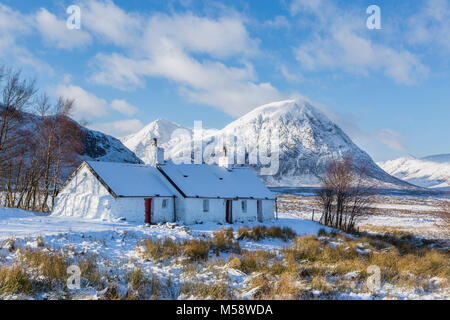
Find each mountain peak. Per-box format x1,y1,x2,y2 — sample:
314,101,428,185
122,99,413,188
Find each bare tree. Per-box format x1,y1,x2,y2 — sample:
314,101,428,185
317,155,376,232
0,67,36,206
0,65,83,212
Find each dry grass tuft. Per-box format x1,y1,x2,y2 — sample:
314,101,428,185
142,238,180,261
237,225,296,242
36,236,45,248
19,248,68,285
212,228,241,253
77,253,104,287
183,239,211,261
0,265,33,295
180,279,233,300
237,250,272,274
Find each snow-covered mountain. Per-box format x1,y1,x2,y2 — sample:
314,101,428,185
1,108,141,165
80,127,142,164
121,119,189,164
122,99,412,188
377,155,450,190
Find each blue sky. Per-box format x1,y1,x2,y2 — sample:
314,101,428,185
1,0,449,162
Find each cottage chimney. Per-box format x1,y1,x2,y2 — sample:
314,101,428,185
148,138,165,166
218,146,231,170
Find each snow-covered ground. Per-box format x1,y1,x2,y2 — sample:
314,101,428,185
278,194,450,241
0,205,448,300
0,207,324,241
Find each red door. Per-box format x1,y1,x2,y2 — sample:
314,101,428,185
225,200,232,224
257,200,262,222
145,198,152,224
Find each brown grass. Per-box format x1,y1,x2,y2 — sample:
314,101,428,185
19,248,68,285
142,238,180,261
183,239,211,261
77,253,104,287
180,279,233,300
36,236,45,248
0,265,33,295
212,228,241,253
237,225,296,242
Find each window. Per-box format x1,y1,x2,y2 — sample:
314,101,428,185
162,199,168,209
203,199,209,212
241,200,247,213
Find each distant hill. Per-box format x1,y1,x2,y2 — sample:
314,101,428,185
378,155,450,190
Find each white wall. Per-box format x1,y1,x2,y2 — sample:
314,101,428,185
232,199,257,223
113,197,174,223
177,198,226,224
53,164,274,224
175,197,273,224
53,165,175,223
52,165,115,220
262,200,275,220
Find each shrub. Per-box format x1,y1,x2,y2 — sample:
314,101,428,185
0,266,33,295
227,255,242,269
20,248,68,285
250,273,274,299
36,236,45,248
142,238,180,261
180,280,233,300
212,228,240,253
183,239,211,261
238,250,271,274
127,267,147,293
237,225,296,242
78,253,103,287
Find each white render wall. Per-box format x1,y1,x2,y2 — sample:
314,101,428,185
175,198,274,224
52,165,114,220
53,164,275,224
261,200,275,221
113,196,175,223
52,165,175,223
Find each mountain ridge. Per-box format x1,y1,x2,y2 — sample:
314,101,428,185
378,155,450,190
122,99,415,189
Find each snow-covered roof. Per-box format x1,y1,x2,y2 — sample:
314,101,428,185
85,161,180,198
158,161,275,199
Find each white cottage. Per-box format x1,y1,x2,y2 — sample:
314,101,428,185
157,161,275,224
52,161,181,222
53,144,276,224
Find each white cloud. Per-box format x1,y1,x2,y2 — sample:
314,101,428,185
263,16,290,29
280,65,302,82
0,4,51,72
80,0,143,47
377,129,406,152
290,0,325,16
53,84,109,118
35,8,92,49
89,119,144,137
142,13,258,58
291,0,429,85
83,1,282,116
406,0,450,53
110,99,139,116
